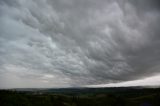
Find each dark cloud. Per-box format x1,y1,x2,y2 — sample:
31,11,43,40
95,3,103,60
128,0,160,11
0,0,160,88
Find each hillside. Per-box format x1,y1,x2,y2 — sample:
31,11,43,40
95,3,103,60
0,87,160,106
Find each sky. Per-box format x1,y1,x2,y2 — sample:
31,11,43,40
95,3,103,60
0,0,160,88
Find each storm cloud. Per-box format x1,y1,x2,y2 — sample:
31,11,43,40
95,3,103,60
0,0,160,88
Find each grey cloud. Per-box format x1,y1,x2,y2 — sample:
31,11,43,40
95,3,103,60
0,0,160,88
128,0,160,11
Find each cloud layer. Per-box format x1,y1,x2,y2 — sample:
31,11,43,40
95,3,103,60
0,0,160,88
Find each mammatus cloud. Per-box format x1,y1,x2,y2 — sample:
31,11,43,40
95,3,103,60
0,0,160,88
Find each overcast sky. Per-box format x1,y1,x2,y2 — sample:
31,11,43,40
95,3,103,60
0,0,160,88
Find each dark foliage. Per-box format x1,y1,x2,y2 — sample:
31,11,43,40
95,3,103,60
0,87,160,106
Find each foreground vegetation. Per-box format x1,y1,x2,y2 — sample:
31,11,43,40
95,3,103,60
0,87,160,106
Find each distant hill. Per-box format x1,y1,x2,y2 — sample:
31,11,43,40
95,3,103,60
1,87,160,106
11,86,160,95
